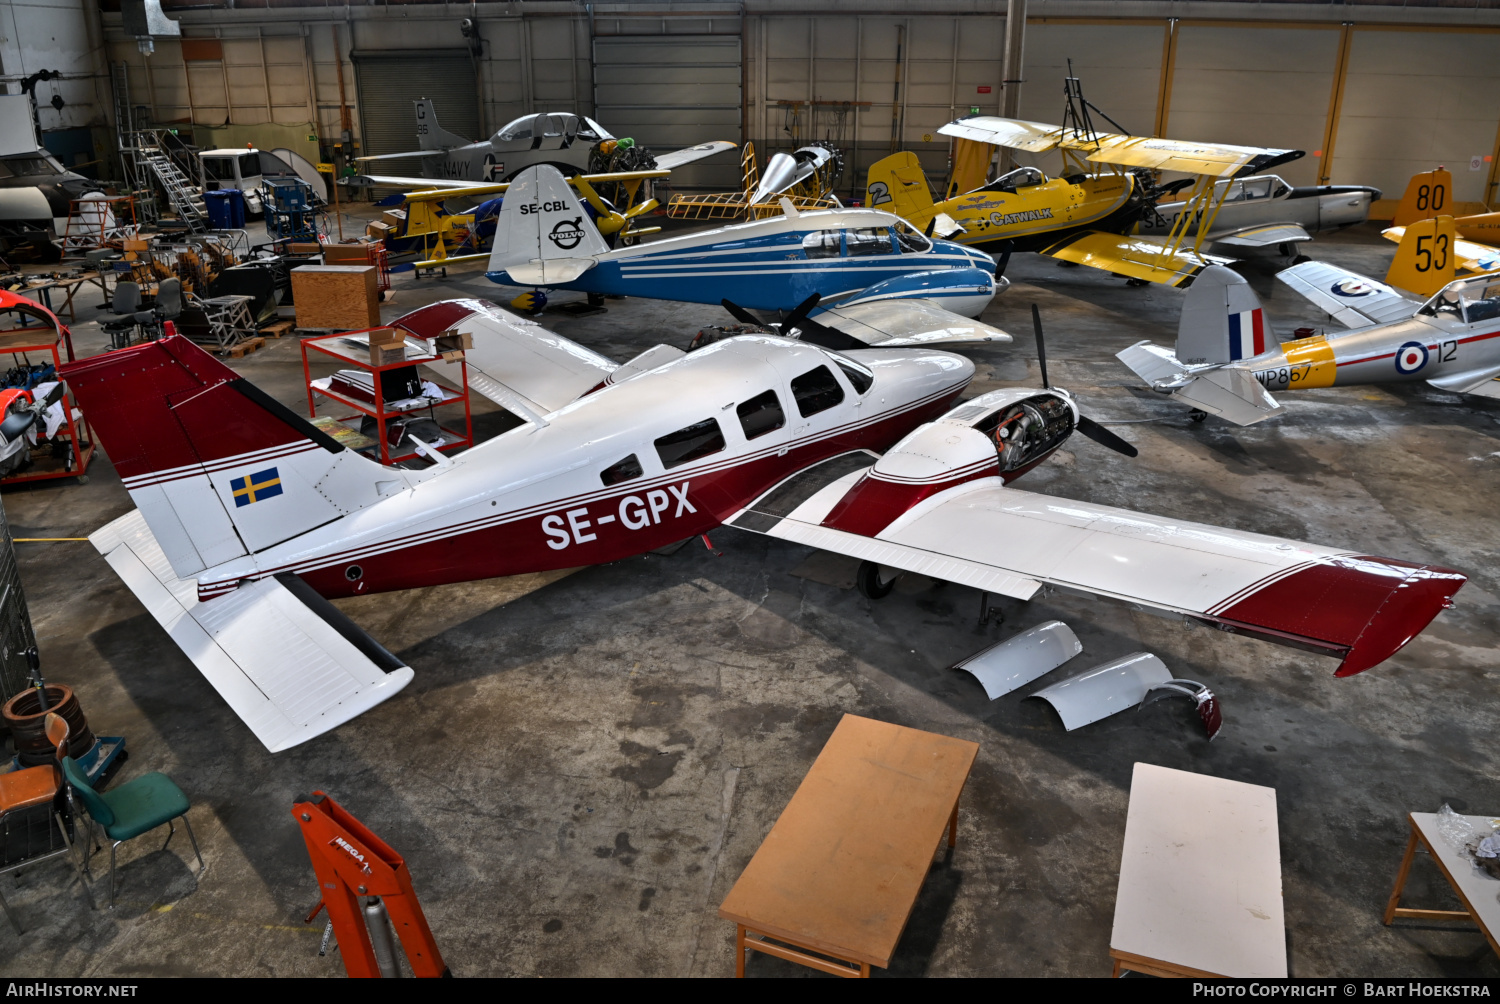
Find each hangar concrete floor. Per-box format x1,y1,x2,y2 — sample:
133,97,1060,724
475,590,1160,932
1,217,1497,978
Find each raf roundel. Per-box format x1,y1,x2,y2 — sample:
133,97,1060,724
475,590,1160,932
1330,278,1376,298
1394,340,1429,375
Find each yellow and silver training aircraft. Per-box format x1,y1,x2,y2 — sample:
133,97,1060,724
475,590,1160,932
1379,168,1500,292
866,76,1310,288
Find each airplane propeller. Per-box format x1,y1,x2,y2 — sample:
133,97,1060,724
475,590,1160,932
720,293,822,337
1030,303,1140,459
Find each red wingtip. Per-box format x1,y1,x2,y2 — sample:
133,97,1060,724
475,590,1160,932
1218,555,1466,677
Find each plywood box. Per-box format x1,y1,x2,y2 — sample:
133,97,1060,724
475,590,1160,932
365,221,392,239
289,242,322,255
323,244,374,265
291,265,379,330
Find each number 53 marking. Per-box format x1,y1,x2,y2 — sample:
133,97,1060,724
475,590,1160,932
1415,233,1450,272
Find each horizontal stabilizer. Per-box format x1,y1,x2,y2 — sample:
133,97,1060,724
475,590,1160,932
1382,226,1500,275
1042,231,1231,288
1116,341,1188,387
817,297,1013,347
1211,222,1311,247
503,259,597,285
1275,261,1417,329
1171,368,1285,426
91,510,414,753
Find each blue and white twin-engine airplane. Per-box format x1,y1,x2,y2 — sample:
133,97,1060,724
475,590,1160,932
484,165,1012,349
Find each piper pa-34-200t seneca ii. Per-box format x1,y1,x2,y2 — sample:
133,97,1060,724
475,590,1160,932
484,164,1010,350
64,297,1465,751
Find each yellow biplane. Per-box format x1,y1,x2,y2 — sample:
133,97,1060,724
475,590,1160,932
867,77,1304,288
1380,168,1500,294
386,169,670,270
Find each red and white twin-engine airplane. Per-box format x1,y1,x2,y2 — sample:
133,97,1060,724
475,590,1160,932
63,299,1466,752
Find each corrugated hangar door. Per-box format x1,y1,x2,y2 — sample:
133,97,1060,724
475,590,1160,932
593,35,741,191
352,50,482,158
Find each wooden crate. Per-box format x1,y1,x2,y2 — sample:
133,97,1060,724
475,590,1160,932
290,265,379,330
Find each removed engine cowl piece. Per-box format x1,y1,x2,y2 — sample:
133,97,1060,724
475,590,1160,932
954,620,1082,700
1029,652,1221,740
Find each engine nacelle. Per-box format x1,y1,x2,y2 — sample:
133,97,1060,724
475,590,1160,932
835,266,998,319
935,387,1077,477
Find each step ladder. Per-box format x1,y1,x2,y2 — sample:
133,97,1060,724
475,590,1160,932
141,147,207,232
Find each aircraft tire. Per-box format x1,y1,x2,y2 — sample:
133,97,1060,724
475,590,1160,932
1189,409,1207,423
856,560,895,600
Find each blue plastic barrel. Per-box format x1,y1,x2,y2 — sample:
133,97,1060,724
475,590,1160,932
203,190,232,229
221,187,246,228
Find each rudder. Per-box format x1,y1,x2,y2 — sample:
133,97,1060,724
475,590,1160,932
60,337,412,580
1392,169,1452,227
486,165,610,285
866,153,936,230
414,98,470,151
1386,214,1456,296
1176,265,1267,366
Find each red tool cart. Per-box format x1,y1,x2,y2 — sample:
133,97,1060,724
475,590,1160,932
0,291,94,486
300,324,473,466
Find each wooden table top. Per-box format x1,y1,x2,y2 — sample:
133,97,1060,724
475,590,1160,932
1410,811,1500,947
1111,763,1287,978
718,714,978,968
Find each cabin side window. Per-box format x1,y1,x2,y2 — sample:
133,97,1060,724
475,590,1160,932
845,227,895,257
600,454,643,486
737,390,785,439
791,365,846,417
802,230,841,259
655,419,726,469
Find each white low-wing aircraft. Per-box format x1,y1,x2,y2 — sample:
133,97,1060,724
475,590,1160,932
63,302,1466,751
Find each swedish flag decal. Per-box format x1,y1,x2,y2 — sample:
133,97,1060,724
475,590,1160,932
230,467,284,508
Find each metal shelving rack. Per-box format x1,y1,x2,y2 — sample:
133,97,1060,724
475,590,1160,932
300,326,473,466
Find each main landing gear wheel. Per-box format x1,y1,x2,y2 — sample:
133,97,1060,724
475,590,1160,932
1126,278,1149,287
1189,409,1207,423
856,561,895,599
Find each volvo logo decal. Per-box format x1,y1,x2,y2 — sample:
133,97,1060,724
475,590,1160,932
549,217,585,250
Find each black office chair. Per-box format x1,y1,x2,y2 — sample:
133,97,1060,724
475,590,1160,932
102,281,156,351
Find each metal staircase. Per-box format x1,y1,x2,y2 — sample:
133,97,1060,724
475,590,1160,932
111,62,208,231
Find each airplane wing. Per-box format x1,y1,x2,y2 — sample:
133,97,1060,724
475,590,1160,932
812,297,1014,348
1274,260,1419,329
726,448,1464,677
653,141,738,171
1427,361,1500,398
348,173,478,190
91,510,414,753
936,116,1301,178
1040,231,1232,288
354,150,443,162
937,116,1064,152
393,297,616,421
1382,226,1500,274
1208,222,1312,247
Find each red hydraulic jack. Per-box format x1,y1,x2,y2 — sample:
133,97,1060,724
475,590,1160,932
293,791,450,978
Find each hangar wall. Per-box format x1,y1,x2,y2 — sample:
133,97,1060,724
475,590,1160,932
85,1,1500,207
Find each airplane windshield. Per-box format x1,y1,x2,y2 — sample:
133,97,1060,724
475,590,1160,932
893,221,931,254
1419,274,1500,322
497,115,536,142
583,117,613,141
975,166,1045,195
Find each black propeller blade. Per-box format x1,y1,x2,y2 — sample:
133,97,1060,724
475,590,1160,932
720,298,762,326
995,250,1012,279
923,216,936,238
1032,301,1139,458
778,293,822,334
1031,302,1050,390
1075,415,1139,458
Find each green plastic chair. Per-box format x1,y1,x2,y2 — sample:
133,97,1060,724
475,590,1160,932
62,757,203,908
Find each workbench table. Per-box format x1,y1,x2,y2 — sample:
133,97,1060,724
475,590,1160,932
1110,763,1287,978
1384,811,1500,961
718,714,978,978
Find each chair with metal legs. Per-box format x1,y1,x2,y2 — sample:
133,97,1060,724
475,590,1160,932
61,757,203,908
0,714,94,932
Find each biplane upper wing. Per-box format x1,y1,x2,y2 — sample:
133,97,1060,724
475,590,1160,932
1039,231,1233,288
653,141,738,171
938,116,1302,178
1275,260,1419,329
726,448,1465,677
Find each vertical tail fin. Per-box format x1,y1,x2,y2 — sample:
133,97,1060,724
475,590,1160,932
60,337,412,579
485,165,610,285
1385,214,1456,296
1392,169,1452,227
414,98,470,151
1176,265,1267,366
866,152,936,229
